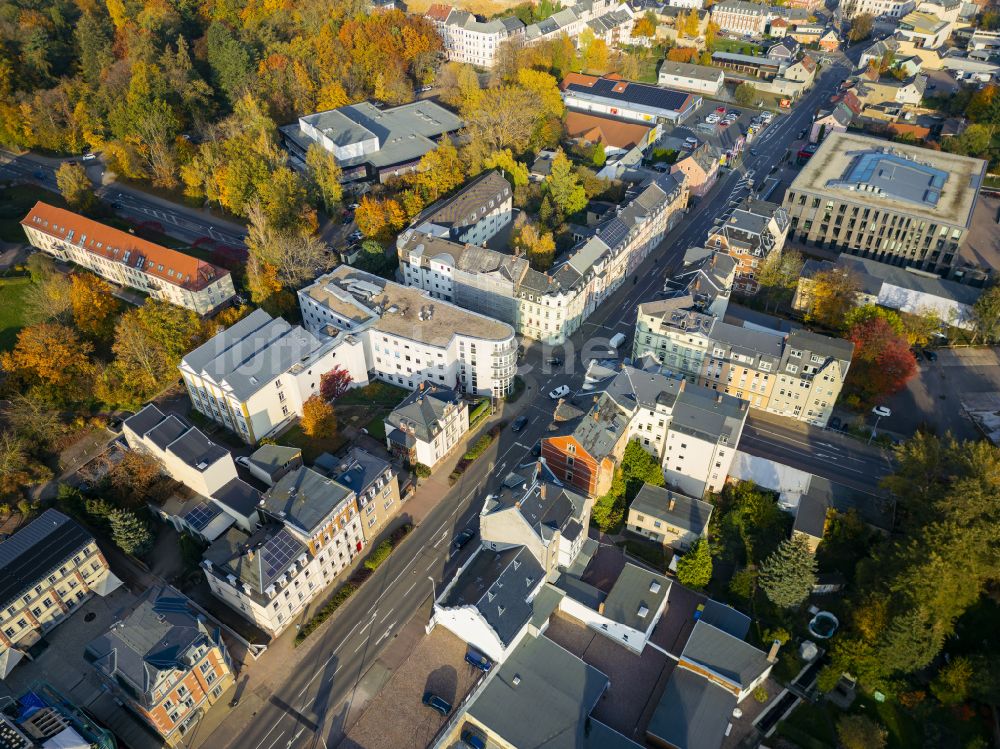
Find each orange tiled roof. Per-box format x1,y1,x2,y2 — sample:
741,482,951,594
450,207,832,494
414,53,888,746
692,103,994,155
560,72,600,91
21,201,229,292
565,111,653,150
426,3,453,21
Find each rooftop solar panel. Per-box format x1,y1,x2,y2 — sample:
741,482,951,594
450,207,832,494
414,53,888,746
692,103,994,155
261,528,302,581
183,501,221,532
567,78,693,113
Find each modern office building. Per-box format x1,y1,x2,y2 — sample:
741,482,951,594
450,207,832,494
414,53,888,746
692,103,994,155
85,586,234,745
783,132,987,275
20,203,234,315
280,100,463,183
0,510,122,679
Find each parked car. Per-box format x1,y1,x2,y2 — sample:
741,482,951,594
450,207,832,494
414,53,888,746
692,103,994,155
465,649,493,672
923,349,938,361
749,148,758,157
531,441,541,458
829,417,841,431
82,153,97,161
420,85,434,92
348,202,360,210
549,384,571,399
111,201,122,210
422,692,451,716
235,456,251,468
872,405,892,418
452,528,475,551
461,729,487,749
546,357,562,367
511,415,529,432
715,106,726,114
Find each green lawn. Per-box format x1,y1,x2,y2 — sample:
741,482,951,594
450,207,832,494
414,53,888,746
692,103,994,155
279,423,346,463
0,277,32,351
0,183,68,242
712,38,763,55
339,381,409,407
364,415,386,440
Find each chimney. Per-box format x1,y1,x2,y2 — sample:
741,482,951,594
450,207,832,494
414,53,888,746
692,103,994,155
598,601,605,615
668,498,676,512
539,483,547,500
767,639,781,663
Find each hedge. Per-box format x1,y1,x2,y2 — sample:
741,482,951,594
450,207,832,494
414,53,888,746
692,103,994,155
364,540,393,570
294,582,359,644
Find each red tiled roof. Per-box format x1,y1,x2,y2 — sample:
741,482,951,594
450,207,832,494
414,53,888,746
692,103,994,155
565,111,653,150
426,3,453,21
21,202,229,292
560,72,600,91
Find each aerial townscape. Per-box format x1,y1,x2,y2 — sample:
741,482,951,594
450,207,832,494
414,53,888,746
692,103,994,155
3,0,1000,746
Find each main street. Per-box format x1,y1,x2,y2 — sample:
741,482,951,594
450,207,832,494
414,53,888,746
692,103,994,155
196,50,886,749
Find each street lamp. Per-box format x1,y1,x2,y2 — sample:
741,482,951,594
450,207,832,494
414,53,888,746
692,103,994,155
427,576,437,602
868,405,891,445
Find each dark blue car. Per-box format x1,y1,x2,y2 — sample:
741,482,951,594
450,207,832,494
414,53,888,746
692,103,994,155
465,649,492,672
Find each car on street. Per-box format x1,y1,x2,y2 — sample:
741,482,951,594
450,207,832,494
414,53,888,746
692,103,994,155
348,202,360,210
546,357,562,367
511,415,529,432
749,148,758,157
829,417,841,431
422,692,451,716
110,202,122,210
341,214,352,224
715,106,726,114
923,349,938,361
452,527,475,552
82,153,97,161
799,129,807,139
235,456,251,468
549,384,571,399
420,85,434,92
872,405,892,418
349,230,363,241
531,441,541,457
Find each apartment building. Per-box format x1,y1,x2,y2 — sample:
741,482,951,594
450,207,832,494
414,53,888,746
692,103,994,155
398,171,688,345
203,467,363,635
627,483,713,550
85,587,234,745
21,203,234,315
384,385,468,469
299,266,517,398
323,447,401,544
662,248,738,319
843,0,914,17
710,0,779,35
409,170,513,247
706,196,790,294
664,386,747,496
658,60,725,96
670,143,720,197
783,132,987,275
633,297,853,426
561,73,702,125
281,100,463,184
426,4,525,68
179,308,369,444
0,510,121,678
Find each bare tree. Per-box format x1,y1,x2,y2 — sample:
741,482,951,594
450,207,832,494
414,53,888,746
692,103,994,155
23,271,73,324
245,201,333,289
2,393,63,447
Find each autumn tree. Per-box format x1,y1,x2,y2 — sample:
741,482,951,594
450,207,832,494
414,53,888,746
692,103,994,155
734,82,757,107
512,219,556,271
0,431,52,502
837,715,886,749
545,149,587,221
970,285,1000,343
0,323,95,404
802,268,861,329
70,273,121,339
682,9,701,36
407,140,465,203
355,195,407,241
245,201,331,303
105,451,176,508
2,392,64,449
633,11,657,37
676,538,713,588
848,13,874,42
320,367,353,401
305,144,343,215
757,250,803,312
55,162,96,210
667,47,697,63
759,535,817,608
482,150,530,187
301,395,336,439
23,268,72,324
845,316,917,405
463,86,538,165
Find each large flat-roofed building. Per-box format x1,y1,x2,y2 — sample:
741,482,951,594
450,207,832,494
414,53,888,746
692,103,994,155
561,73,701,125
783,132,987,275
298,266,517,398
658,60,726,96
0,510,122,678
20,202,234,315
280,101,463,183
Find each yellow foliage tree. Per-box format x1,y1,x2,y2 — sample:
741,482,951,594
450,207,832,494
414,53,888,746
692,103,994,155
516,68,565,120
408,140,465,202
0,322,95,403
70,273,121,338
513,220,556,271
683,9,701,36
483,149,529,187
355,196,407,240
301,395,336,438
803,269,861,329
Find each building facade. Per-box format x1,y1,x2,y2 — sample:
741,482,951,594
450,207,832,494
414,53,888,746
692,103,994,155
325,447,401,544
843,0,914,17
426,4,525,68
706,196,790,294
384,385,469,469
627,483,713,549
0,510,121,678
783,132,987,275
85,587,234,745
21,202,234,315
710,1,778,34
657,60,726,95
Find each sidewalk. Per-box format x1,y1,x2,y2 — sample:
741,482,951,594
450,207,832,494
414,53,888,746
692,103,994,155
183,375,541,748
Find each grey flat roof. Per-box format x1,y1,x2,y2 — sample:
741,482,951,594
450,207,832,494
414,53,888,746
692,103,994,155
659,60,724,83
601,562,670,631
681,620,771,690
790,132,986,228
212,478,262,518
261,467,354,536
670,387,746,445
123,404,166,438
466,634,610,749
840,255,983,305
646,667,737,749
166,427,229,471
248,445,302,476
146,414,187,451
325,447,392,498
630,484,713,534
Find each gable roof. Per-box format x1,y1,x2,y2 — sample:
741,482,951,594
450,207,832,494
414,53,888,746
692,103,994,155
441,546,544,647
260,467,354,537
630,484,713,534
646,667,737,749
564,111,654,150
680,620,772,690
385,385,464,444
561,74,699,116
601,562,670,631
22,202,228,292
204,524,307,596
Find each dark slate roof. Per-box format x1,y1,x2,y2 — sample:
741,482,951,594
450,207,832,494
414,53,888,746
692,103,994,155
166,427,229,471
123,404,166,439
699,600,751,640
646,666,737,749
385,385,463,443
489,479,589,545
247,445,302,478
86,586,214,698
413,170,510,234
564,392,629,460
564,76,697,115
260,467,354,536
212,478,262,518
0,509,93,609
630,484,714,534
204,525,306,596
601,563,670,631
324,447,392,504
465,633,616,749
681,620,772,690
441,547,543,647
145,414,187,451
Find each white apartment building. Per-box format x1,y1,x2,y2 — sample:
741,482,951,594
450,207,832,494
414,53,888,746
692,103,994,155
21,202,234,315
410,170,513,247
426,4,525,68
843,0,914,17
298,266,517,398
203,467,363,636
384,385,469,469
658,61,726,96
398,171,689,345
710,0,779,35
663,387,746,497
179,308,369,444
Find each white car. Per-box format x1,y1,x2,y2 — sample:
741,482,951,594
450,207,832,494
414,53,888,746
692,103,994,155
81,153,97,161
549,385,571,400
872,406,892,418
235,456,251,468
